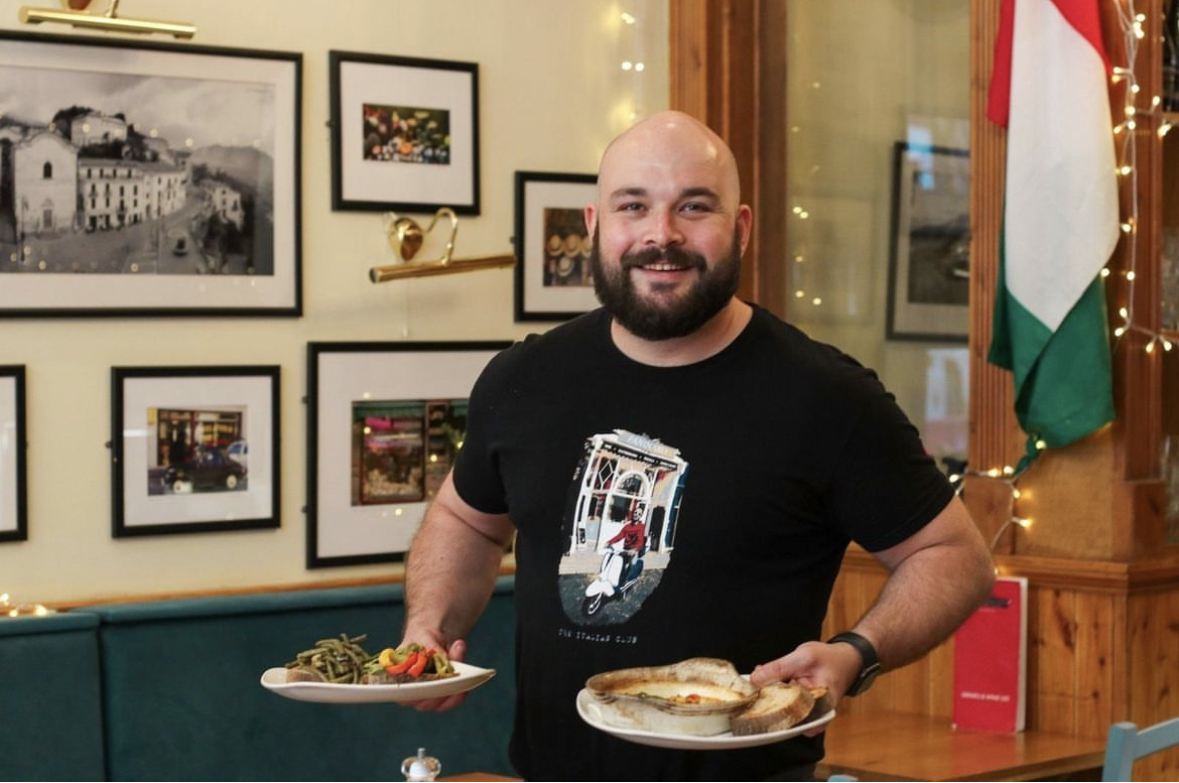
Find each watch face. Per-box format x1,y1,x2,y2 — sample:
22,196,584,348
853,663,882,695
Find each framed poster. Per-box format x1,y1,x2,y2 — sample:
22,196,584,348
330,51,480,214
306,341,509,568
886,141,970,342
111,365,280,537
0,366,27,543
0,31,302,317
513,170,598,322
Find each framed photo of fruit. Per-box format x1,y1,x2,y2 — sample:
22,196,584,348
306,341,509,568
329,51,480,214
0,365,28,543
110,365,280,537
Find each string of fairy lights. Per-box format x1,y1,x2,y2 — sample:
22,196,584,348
956,0,1171,550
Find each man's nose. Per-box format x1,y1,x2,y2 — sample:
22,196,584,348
644,210,683,248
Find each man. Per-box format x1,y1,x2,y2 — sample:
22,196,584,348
402,110,995,780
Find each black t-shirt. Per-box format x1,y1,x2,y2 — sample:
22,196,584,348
453,305,953,781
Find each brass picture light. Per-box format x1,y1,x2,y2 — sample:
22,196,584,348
19,0,196,39
370,207,514,283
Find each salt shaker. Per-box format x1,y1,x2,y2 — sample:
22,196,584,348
401,747,441,782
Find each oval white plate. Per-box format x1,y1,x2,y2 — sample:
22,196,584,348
260,661,495,704
575,688,835,750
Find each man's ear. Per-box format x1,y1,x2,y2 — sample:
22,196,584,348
737,204,753,256
584,203,598,237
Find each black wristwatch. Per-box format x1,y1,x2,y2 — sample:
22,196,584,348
828,631,881,696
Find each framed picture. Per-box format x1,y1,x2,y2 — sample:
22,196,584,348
307,341,509,568
0,31,302,318
514,171,598,322
0,366,27,543
886,141,970,342
111,366,280,537
330,51,480,214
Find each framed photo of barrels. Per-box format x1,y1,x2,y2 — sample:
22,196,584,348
513,170,598,322
305,341,509,568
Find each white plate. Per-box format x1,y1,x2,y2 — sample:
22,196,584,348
260,661,496,704
575,688,835,750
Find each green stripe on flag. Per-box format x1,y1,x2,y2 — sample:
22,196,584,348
990,244,1113,465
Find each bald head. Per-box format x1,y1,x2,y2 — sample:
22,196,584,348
597,110,742,208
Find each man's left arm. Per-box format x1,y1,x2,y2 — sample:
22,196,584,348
750,495,995,698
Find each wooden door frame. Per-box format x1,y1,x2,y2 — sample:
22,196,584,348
669,0,786,317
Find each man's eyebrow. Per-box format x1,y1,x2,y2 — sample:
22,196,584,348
606,186,721,201
680,187,720,201
607,187,648,200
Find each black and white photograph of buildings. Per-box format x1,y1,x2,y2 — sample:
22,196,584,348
0,65,276,277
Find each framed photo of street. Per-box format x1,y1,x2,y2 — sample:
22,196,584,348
306,341,508,568
111,365,280,538
0,31,302,317
513,170,598,322
330,51,480,214
0,366,27,543
886,141,970,342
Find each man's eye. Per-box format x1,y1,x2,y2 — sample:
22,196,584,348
618,202,646,212
682,202,711,213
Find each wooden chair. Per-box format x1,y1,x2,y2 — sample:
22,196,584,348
1101,716,1179,781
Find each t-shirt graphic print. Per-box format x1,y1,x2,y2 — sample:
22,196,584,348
557,429,687,625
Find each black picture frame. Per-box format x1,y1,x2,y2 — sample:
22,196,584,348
886,141,970,342
513,170,598,322
306,341,509,568
111,365,281,537
0,365,28,543
0,30,303,318
330,51,480,215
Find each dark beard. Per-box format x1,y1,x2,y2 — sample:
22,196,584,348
589,226,742,341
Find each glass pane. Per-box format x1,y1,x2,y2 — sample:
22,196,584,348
785,0,972,471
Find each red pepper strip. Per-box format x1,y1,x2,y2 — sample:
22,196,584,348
408,651,429,677
385,652,419,675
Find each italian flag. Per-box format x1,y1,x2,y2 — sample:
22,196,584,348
987,0,1118,466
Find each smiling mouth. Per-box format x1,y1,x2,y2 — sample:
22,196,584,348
638,261,691,272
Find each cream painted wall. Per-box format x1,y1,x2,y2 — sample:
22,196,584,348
0,0,668,604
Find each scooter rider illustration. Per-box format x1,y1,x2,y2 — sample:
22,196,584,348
583,494,648,616
606,513,646,588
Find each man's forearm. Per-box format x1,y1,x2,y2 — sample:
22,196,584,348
856,540,994,670
404,501,512,646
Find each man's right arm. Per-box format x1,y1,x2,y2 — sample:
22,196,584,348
401,470,513,713
403,470,514,653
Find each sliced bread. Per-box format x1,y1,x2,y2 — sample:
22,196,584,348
729,681,816,736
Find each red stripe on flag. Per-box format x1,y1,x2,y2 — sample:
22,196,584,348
1048,0,1112,74
987,0,1016,127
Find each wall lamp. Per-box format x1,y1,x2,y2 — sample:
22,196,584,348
19,0,196,40
370,208,514,283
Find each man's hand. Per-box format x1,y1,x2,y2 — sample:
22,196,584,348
400,637,468,713
748,640,865,736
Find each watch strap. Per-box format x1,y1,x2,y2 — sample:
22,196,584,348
827,631,881,696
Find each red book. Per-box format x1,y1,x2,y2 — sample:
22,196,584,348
952,576,1027,733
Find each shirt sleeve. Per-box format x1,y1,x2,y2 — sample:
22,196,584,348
822,381,956,552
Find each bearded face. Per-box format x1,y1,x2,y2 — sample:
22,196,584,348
590,225,743,341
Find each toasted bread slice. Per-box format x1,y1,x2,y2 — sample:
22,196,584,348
729,681,816,736
803,685,835,723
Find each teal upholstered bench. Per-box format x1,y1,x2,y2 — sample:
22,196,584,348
0,611,106,781
88,577,516,781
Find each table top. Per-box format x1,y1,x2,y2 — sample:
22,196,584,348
820,711,1107,782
